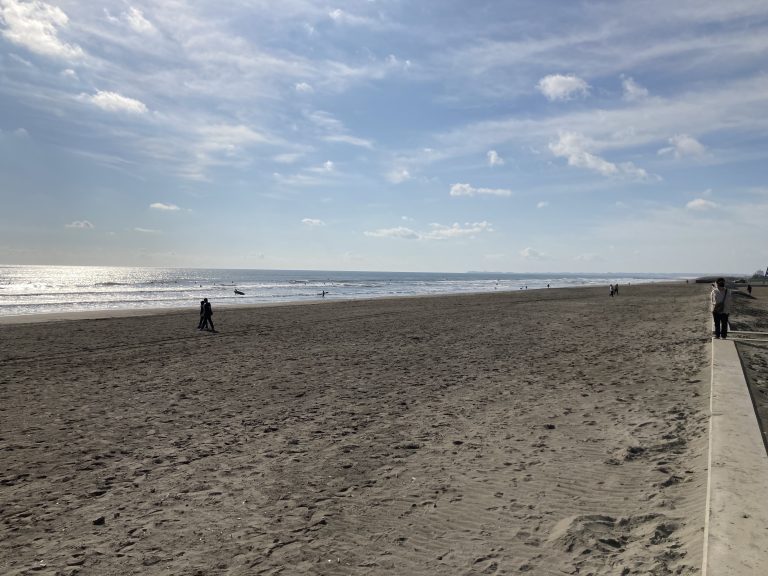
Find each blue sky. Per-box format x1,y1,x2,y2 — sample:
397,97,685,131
1,0,767,273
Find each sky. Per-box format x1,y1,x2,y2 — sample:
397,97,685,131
1,0,767,273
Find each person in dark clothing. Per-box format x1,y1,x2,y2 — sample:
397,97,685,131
197,299,206,330
710,278,732,339
202,299,215,332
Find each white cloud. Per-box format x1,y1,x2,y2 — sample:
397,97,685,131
487,149,504,166
307,110,373,149
387,167,411,183
0,0,84,59
365,221,493,241
302,218,326,226
549,132,651,179
65,220,94,229
537,74,589,101
324,134,374,148
61,67,77,79
658,134,707,159
450,183,512,197
365,226,420,239
328,8,371,26
295,82,314,94
423,221,493,240
574,253,603,262
537,201,550,208
134,227,160,234
273,153,302,164
150,202,180,211
622,76,649,101
549,132,617,175
123,7,155,34
83,90,148,114
520,247,545,260
686,198,718,210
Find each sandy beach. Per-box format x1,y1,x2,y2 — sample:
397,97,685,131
1,283,713,575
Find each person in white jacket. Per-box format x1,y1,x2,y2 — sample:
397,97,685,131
710,278,733,339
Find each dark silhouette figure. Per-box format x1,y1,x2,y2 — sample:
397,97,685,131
199,298,215,332
614,284,619,296
609,284,614,297
197,299,206,330
747,283,752,295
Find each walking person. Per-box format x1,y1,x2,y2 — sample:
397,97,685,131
197,299,206,330
202,298,215,332
710,278,733,339
609,284,614,297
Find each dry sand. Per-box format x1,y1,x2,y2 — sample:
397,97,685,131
1,283,713,575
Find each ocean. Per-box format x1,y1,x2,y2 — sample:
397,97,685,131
0,265,690,317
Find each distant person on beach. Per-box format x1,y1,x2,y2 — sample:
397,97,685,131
609,284,614,297
710,278,732,339
747,283,752,295
199,298,215,332
197,299,206,330
614,284,619,296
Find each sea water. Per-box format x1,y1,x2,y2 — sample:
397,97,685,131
0,265,690,317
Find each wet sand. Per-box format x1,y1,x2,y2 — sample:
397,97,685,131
1,283,712,575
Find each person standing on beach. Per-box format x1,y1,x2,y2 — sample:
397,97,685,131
609,284,614,297
710,278,732,339
197,299,205,330
202,298,215,332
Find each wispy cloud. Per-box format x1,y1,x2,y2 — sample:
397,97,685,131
134,227,160,234
549,132,651,179
520,247,545,260
365,221,493,240
450,183,512,197
537,201,550,209
686,198,718,210
301,218,326,226
487,150,504,166
387,167,411,184
295,82,314,94
325,134,373,149
658,134,707,159
364,226,419,240
82,90,148,114
65,220,94,229
150,202,180,211
328,8,371,26
621,76,649,101
123,7,156,35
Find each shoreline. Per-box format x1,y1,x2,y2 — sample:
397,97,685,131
0,280,686,326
